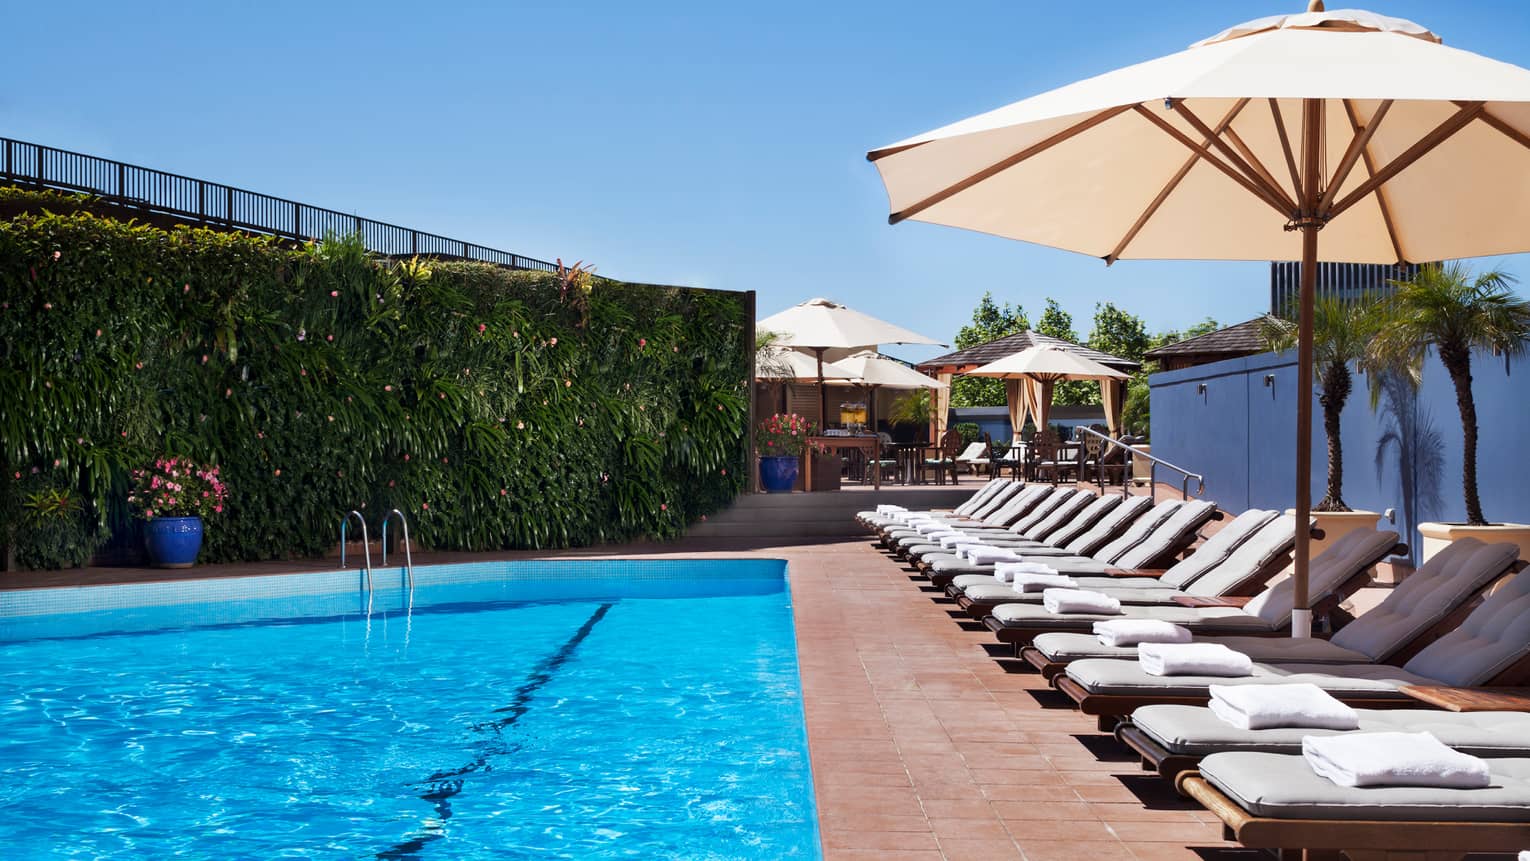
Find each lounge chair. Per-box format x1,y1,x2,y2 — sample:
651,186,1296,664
917,497,1180,581
906,492,1121,570
1123,703,1530,787
954,441,991,474
951,508,1286,616
858,478,1012,529
916,494,1153,588
1024,536,1514,680
983,526,1403,653
1180,752,1530,860
893,487,1078,558
909,490,1100,567
885,484,1052,555
1054,554,1530,723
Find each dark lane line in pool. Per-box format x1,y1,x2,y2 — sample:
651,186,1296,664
375,601,615,860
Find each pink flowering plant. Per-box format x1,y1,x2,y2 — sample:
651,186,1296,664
754,413,826,457
128,458,229,519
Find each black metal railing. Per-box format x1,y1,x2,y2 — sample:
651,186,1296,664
0,137,559,272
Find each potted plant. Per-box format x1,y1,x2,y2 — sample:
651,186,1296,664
129,458,228,568
1261,293,1386,553
755,413,820,493
1364,262,1530,561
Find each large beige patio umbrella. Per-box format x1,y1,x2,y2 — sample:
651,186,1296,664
866,2,1530,637
755,347,857,416
966,346,1129,438
758,297,943,426
828,349,948,433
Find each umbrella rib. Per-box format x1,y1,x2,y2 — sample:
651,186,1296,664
1222,124,1290,210
1268,99,1305,206
1317,100,1393,215
1173,101,1298,213
1339,99,1406,265
1105,99,1249,264
887,104,1137,225
1131,105,1292,219
1327,101,1486,220
1460,102,1530,153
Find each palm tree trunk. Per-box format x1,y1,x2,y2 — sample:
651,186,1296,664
1316,361,1351,512
1440,344,1485,526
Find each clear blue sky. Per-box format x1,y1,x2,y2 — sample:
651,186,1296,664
6,0,1530,364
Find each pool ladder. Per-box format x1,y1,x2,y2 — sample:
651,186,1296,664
337,509,415,594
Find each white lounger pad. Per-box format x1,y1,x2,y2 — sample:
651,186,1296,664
1031,632,1373,665
989,602,1269,631
1132,704,1530,758
1063,658,1438,697
950,572,1166,592
1199,751,1530,821
959,582,1187,605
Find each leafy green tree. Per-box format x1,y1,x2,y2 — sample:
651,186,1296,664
1261,296,1384,512
1035,299,1097,405
1088,302,1151,364
949,292,1028,407
1363,262,1530,525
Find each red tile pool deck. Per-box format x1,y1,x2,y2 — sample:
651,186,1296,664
5,527,1254,860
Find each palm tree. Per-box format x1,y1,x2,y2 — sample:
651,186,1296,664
1260,295,1383,512
1363,262,1530,526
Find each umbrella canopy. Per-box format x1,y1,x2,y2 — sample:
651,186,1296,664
866,2,1530,637
755,348,858,382
829,350,949,389
966,346,1130,437
759,297,943,426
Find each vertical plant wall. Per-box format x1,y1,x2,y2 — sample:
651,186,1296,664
0,192,749,566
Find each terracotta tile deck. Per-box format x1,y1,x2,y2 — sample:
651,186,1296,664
4,513,1263,860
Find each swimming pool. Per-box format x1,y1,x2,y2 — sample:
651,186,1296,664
0,559,819,859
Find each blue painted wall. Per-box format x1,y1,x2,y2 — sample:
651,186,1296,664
1150,347,1529,561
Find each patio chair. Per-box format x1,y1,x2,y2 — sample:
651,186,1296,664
1051,543,1530,724
871,432,899,484
1024,536,1517,682
923,428,964,485
1029,430,1077,484
1180,753,1530,860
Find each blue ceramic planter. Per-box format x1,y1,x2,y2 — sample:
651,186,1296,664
144,515,204,568
759,455,799,493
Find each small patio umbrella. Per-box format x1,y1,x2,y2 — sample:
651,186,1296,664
867,2,1530,636
758,297,942,426
965,346,1129,436
827,349,948,433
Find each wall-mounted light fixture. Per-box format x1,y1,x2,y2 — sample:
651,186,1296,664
1196,382,1208,395
1263,374,1276,388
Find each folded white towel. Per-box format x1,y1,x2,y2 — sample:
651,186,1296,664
917,521,958,535
1012,573,1077,593
993,561,1057,582
1302,732,1491,788
1042,588,1123,615
961,545,1024,564
1138,642,1252,677
1208,683,1360,730
1092,619,1191,648
936,532,972,547
876,504,907,515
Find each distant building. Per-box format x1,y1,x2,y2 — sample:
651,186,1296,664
1269,261,1420,312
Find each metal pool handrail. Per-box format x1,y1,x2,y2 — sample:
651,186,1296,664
381,508,415,592
1072,426,1205,500
339,510,374,593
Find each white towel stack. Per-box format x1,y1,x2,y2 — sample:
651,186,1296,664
1302,732,1491,788
917,522,957,535
1012,573,1078,593
1092,620,1191,647
1041,588,1123,615
993,560,1056,583
876,504,908,515
1137,642,1253,677
961,545,1024,564
936,532,972,547
1208,683,1359,730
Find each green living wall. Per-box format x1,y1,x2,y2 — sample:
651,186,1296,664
0,190,750,567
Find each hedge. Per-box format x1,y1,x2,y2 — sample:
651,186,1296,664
0,191,750,567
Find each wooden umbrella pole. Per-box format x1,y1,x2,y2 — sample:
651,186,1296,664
1292,97,1324,639
816,348,829,429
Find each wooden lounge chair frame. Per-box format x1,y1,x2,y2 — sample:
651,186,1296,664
1177,769,1530,860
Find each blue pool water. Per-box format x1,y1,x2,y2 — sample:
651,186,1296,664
0,560,819,859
